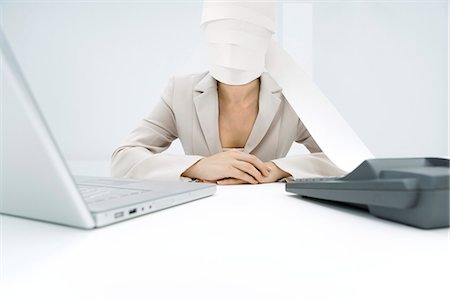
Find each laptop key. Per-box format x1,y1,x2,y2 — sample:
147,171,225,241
78,185,152,204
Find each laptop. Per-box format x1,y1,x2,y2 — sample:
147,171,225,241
0,28,216,229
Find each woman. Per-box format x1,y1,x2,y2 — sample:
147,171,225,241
110,1,346,184
111,71,345,184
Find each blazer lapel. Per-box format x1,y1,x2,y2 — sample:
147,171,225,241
192,72,283,155
244,73,282,153
193,74,223,155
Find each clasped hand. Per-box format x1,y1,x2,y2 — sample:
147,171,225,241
181,150,290,185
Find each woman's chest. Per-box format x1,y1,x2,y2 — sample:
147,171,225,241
173,93,298,159
218,109,258,148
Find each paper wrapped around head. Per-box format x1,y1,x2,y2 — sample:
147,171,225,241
201,0,374,172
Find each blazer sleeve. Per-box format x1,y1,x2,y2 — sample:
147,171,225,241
271,118,348,179
111,78,203,181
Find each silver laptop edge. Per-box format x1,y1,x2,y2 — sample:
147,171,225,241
0,27,215,229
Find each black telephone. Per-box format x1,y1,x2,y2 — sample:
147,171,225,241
286,158,450,229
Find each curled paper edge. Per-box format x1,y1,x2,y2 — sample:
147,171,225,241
265,40,374,172
209,64,262,85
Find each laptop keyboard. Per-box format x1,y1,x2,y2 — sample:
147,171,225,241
78,185,152,204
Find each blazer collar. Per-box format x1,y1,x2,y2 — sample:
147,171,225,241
244,75,282,153
193,72,283,155
193,75,222,154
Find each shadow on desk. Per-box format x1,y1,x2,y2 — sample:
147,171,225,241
292,195,368,212
286,194,448,231
287,194,377,219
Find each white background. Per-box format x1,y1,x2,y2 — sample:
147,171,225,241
0,0,448,161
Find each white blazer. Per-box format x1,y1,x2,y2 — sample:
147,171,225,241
111,72,347,181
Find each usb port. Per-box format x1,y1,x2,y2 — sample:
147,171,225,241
129,208,137,214
114,211,124,218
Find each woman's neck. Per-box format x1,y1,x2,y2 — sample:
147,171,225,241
217,78,260,108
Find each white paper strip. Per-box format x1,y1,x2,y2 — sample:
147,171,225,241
208,43,264,71
204,18,273,39
201,4,276,32
203,15,272,84
266,40,374,172
209,64,262,85
205,29,270,51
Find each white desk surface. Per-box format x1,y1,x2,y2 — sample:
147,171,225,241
1,161,449,300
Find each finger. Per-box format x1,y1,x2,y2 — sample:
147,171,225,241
236,153,271,177
230,168,259,184
201,179,218,184
217,178,248,185
232,161,264,182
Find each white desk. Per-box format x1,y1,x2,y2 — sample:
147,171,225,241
1,161,449,300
